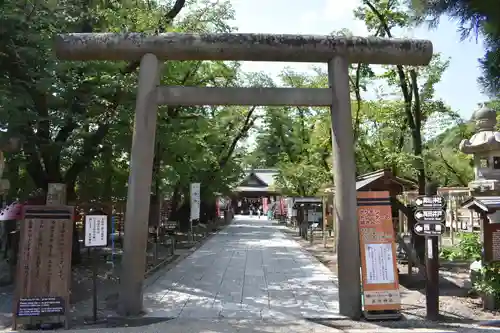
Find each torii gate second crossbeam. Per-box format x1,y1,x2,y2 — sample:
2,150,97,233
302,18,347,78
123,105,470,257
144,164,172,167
54,32,433,319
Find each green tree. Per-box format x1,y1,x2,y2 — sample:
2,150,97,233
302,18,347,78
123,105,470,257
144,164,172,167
247,68,331,196
408,0,500,96
0,0,259,264
355,0,461,192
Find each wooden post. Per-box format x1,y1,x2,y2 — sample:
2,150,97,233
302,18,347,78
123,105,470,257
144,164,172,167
407,235,413,277
310,224,314,245
304,207,309,241
398,209,404,235
450,191,453,245
469,210,474,232
450,195,456,245
323,196,327,248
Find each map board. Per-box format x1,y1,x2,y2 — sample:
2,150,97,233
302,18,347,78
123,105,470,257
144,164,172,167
13,205,74,329
357,191,400,318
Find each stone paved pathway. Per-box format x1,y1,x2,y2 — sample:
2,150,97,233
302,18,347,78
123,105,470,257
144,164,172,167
0,285,13,329
2,217,498,332
142,215,340,320
4,318,499,333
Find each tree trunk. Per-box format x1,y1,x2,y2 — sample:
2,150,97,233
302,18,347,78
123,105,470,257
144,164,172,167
64,183,81,265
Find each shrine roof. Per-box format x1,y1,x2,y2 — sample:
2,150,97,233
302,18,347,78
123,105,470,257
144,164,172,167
233,169,279,193
461,196,500,213
320,169,417,194
234,186,276,193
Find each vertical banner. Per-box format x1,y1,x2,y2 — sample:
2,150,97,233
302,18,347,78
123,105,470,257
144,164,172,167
263,198,268,213
285,198,293,218
190,183,201,221
357,191,401,316
279,197,286,215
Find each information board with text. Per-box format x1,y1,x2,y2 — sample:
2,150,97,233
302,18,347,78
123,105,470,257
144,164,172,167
13,206,74,329
357,191,401,313
84,215,108,247
484,222,500,263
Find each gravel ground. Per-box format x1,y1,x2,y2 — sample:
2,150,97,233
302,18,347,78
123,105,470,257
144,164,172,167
282,225,500,331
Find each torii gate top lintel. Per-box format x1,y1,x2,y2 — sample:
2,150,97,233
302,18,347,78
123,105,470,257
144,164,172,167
54,32,433,65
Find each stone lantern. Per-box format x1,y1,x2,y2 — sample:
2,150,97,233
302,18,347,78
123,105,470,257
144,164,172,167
459,104,500,195
460,104,500,310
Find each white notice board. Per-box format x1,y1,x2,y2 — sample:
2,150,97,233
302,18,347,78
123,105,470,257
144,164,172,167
307,210,316,222
84,215,108,247
364,243,395,284
190,183,201,221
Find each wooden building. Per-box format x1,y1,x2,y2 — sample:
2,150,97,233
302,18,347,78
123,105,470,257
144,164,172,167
321,169,418,264
231,169,280,214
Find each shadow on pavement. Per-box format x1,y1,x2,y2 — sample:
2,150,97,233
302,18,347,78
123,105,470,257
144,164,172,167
306,313,487,331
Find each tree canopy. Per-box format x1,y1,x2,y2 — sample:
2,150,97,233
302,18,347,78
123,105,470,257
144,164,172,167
0,0,494,208
408,0,500,97
245,0,495,194
0,0,261,225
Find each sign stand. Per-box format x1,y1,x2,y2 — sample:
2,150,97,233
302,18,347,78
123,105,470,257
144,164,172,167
413,184,445,320
83,210,108,324
12,206,74,330
357,192,401,320
422,185,445,320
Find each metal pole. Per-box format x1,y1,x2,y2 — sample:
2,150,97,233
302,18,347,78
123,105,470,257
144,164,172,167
328,56,362,319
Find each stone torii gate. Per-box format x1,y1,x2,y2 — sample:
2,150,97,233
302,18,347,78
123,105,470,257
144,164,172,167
55,33,433,319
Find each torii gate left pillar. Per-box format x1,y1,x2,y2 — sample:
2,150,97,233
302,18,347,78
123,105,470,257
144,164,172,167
54,33,433,319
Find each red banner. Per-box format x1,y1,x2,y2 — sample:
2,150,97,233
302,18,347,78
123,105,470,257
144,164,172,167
281,197,287,216
0,202,22,221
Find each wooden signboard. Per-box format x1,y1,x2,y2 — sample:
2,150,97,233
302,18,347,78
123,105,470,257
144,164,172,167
357,191,401,320
484,223,500,263
12,205,74,330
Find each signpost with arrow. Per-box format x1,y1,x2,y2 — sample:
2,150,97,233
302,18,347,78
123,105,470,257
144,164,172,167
414,183,446,321
413,222,444,236
413,204,446,237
